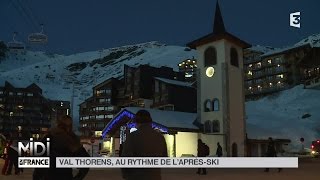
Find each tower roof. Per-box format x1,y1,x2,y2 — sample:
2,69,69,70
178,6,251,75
213,1,226,35
187,1,250,49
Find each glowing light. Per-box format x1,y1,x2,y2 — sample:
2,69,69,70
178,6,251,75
179,64,182,67
102,110,168,138
278,64,280,67
268,59,272,64
248,71,252,75
206,67,215,77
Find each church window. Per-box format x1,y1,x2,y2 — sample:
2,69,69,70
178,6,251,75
204,99,211,112
204,120,212,133
230,48,239,67
212,98,219,111
204,47,217,67
212,120,220,133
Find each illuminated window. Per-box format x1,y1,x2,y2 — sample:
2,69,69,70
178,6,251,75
268,59,272,64
248,87,252,90
10,112,13,116
277,74,284,79
0,91,3,94
178,64,182,67
249,64,253,68
269,83,273,86
27,93,33,97
187,59,191,62
277,64,280,67
248,71,253,76
257,62,262,68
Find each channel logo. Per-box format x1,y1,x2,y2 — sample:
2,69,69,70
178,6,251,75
290,12,301,28
18,138,50,168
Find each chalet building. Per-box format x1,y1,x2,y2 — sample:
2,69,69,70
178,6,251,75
243,44,320,99
118,64,185,108
151,77,196,113
79,77,121,140
178,58,197,82
0,81,69,140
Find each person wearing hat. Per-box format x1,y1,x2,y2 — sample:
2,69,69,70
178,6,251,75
121,110,168,180
33,115,90,180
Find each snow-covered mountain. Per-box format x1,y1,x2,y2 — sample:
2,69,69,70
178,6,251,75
0,41,196,131
1,36,320,150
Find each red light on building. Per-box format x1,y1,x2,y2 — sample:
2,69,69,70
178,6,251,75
311,145,314,149
317,140,320,143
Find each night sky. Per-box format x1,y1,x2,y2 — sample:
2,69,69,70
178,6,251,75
0,0,319,54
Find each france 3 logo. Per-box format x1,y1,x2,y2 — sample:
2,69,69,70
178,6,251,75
290,12,301,28
18,138,50,168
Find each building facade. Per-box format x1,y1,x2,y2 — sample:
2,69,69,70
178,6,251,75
151,77,196,113
79,78,120,139
0,81,69,140
243,44,320,99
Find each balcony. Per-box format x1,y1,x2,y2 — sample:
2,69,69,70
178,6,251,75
304,77,320,90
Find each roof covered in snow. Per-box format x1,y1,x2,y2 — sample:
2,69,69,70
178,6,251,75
246,45,276,54
154,77,193,88
261,43,311,57
124,107,198,130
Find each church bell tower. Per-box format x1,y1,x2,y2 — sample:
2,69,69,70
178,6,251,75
187,1,250,156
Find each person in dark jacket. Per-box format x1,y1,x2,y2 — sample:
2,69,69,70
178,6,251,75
6,140,21,175
196,139,207,175
1,141,11,175
33,115,90,180
121,110,168,180
264,137,282,172
216,142,223,157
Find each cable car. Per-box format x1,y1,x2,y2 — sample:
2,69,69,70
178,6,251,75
7,32,25,50
28,24,48,44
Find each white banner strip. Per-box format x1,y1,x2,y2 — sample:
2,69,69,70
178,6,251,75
18,157,50,168
56,157,298,168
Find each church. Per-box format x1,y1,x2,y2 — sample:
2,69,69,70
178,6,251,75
102,1,250,157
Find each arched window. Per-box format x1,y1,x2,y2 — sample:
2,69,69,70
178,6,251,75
212,98,219,111
204,120,212,133
230,48,239,67
204,47,217,67
204,99,211,112
212,120,220,133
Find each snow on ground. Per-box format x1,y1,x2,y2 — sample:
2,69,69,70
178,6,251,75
246,85,320,149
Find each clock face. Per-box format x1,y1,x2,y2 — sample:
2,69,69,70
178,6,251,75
206,67,215,77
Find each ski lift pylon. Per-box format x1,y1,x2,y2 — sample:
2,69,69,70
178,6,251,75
28,24,48,44
7,32,25,50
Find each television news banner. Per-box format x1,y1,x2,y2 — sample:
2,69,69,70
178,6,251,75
19,11,302,170
18,138,298,169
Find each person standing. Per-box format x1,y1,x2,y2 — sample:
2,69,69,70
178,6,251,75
121,110,168,180
216,142,223,157
264,137,282,172
196,139,208,175
6,140,20,175
33,115,90,180
1,141,11,175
